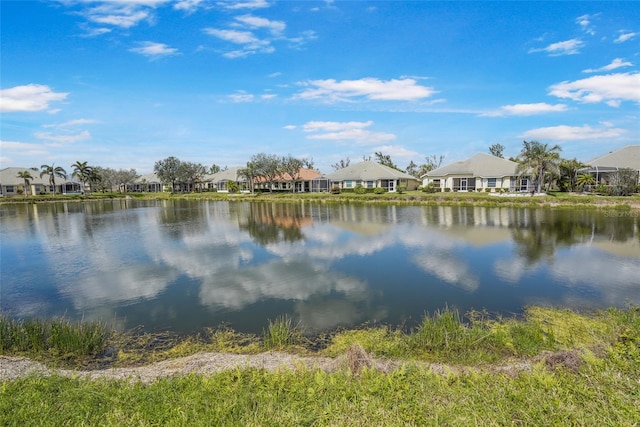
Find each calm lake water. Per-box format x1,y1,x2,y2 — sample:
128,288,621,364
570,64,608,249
1,200,639,335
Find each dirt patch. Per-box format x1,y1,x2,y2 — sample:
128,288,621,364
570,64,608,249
3,350,591,384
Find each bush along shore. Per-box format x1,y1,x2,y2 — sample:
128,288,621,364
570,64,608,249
1,306,639,425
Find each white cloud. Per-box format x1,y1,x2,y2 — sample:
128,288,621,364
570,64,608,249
174,0,206,13
520,124,627,141
283,125,296,130
301,121,396,144
294,77,436,102
583,58,633,73
217,0,270,9
43,119,97,128
228,91,254,102
77,2,168,28
129,41,179,59
549,72,640,105
34,130,91,143
235,14,285,34
614,32,637,43
482,103,568,117
0,84,68,112
260,93,277,100
529,38,583,56
575,14,596,35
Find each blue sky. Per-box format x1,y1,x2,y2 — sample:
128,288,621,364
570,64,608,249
1,1,639,175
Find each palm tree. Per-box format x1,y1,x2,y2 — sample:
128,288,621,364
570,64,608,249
16,170,34,197
515,141,562,193
576,173,596,192
40,163,67,196
71,161,92,194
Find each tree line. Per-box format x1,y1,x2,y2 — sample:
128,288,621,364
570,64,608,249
15,141,638,196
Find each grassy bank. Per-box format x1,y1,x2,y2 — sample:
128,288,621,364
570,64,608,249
2,189,639,210
2,306,639,426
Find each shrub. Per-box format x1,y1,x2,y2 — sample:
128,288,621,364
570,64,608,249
374,187,386,194
263,315,303,350
422,183,438,193
485,188,491,193
444,188,451,192
397,185,407,194
354,184,366,194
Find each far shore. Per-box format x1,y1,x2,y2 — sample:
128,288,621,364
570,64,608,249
2,190,640,210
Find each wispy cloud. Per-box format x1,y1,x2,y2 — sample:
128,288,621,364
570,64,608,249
234,14,285,35
583,58,633,73
73,1,170,29
204,13,312,58
520,124,626,141
294,78,436,102
130,41,180,59
203,28,273,57
228,91,254,103
529,38,583,56
0,84,68,112
298,121,396,144
34,130,91,143
370,145,420,159
482,103,568,117
549,72,640,106
43,119,97,128
216,0,270,10
614,31,637,43
174,0,207,14
575,14,596,35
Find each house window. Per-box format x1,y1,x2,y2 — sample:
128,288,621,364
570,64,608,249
6,186,15,193
487,178,496,188
345,180,353,188
366,181,374,188
519,178,529,191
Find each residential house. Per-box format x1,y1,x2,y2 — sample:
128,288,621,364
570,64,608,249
581,145,640,185
422,153,534,192
326,161,420,192
206,167,250,192
0,167,82,197
254,167,329,192
129,173,164,192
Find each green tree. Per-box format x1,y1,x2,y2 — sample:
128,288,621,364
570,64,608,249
249,153,280,192
489,143,505,158
576,173,596,192
16,170,34,197
40,164,67,196
610,168,639,196
280,155,304,192
239,163,257,193
515,141,562,193
374,152,400,170
71,161,93,194
178,162,207,192
154,156,182,193
558,158,587,192
417,154,445,177
331,157,350,171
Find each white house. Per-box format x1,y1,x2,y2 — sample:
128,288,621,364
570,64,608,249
582,145,640,185
422,153,534,192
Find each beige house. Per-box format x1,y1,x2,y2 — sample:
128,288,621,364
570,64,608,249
0,167,82,197
582,145,640,184
327,161,420,192
422,153,534,192
206,167,250,192
129,173,164,192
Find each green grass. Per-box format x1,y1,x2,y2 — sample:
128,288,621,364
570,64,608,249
1,307,638,425
0,316,111,362
2,349,639,426
262,314,304,351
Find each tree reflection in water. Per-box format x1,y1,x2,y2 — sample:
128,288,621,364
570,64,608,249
239,203,310,245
